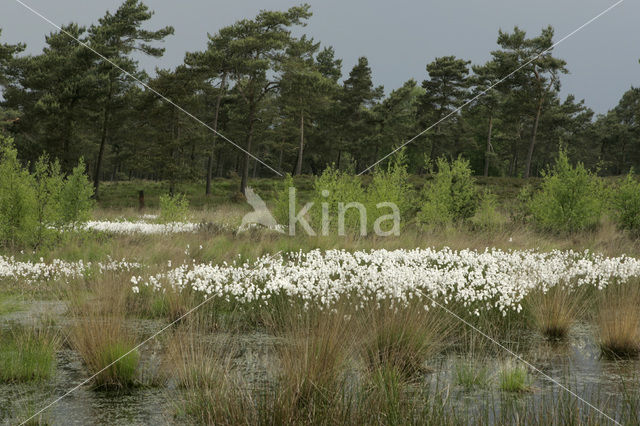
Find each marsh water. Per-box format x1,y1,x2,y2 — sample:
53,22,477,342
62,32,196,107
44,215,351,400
1,301,639,425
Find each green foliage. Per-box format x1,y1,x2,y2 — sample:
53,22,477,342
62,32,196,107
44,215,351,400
529,151,604,233
312,165,366,234
418,156,478,227
0,328,57,383
159,193,190,223
498,364,530,393
612,172,640,232
0,135,37,248
33,155,64,246
0,135,95,248
512,184,535,223
59,158,94,225
99,342,140,387
273,174,294,225
470,190,506,231
366,151,415,232
454,360,490,390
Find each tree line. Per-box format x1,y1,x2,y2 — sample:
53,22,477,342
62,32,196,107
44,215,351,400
0,1,639,197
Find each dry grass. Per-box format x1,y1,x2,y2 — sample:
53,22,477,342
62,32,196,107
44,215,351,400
39,204,640,273
359,300,453,378
526,284,589,339
597,280,640,358
68,273,141,388
267,302,355,422
165,317,255,425
166,317,237,390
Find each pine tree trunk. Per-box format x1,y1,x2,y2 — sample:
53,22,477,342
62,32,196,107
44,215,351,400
94,78,113,200
510,123,523,177
215,150,223,177
525,97,544,179
278,143,284,171
252,155,258,178
240,105,255,195
206,73,227,195
483,114,493,177
295,111,304,175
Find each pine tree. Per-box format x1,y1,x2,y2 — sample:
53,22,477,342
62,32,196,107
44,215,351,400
220,4,312,194
418,56,471,163
88,0,173,198
340,57,383,170
492,26,567,178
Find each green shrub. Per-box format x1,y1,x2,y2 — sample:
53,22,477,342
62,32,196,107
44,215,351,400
470,190,506,231
273,173,294,225
512,184,534,223
612,172,640,232
529,151,604,233
159,193,190,223
59,158,94,225
311,165,366,235
33,155,64,246
417,156,478,227
0,136,37,247
0,135,96,248
366,151,415,233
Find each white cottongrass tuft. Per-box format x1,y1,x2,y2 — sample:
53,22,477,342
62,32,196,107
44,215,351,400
0,256,141,284
133,248,640,316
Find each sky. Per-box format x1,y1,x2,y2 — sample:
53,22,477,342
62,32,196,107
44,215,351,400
1,0,638,114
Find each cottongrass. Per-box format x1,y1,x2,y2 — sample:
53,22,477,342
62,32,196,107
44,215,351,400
83,220,202,235
0,255,139,284
133,247,640,319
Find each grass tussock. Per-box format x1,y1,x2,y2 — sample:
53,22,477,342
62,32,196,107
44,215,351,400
167,318,253,425
498,363,531,393
68,273,140,389
597,281,640,358
360,300,452,378
453,358,490,390
268,303,355,422
0,325,59,383
166,318,236,391
526,284,589,339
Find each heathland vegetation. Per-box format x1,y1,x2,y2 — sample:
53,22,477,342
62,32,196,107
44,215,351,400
1,125,640,423
1,1,640,425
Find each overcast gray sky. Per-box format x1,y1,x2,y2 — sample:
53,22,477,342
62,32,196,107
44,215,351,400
1,0,638,113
